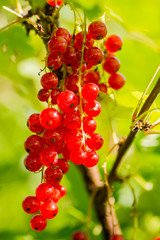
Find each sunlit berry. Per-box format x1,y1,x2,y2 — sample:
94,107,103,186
24,155,42,172
84,47,104,65
108,73,125,90
30,215,47,231
40,72,58,89
36,183,54,202
88,21,107,40
39,108,61,129
22,196,40,214
105,35,123,52
57,90,78,112
27,113,44,133
83,150,99,167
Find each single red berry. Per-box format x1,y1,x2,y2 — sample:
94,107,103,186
88,21,107,40
39,108,61,129
63,46,81,66
48,36,67,55
65,74,79,92
24,155,42,172
98,83,108,94
54,158,70,174
51,88,61,105
40,147,58,167
70,149,86,165
22,196,40,214
47,54,63,70
37,89,49,102
24,135,44,155
105,35,123,52
67,133,83,151
74,32,94,50
57,90,78,112
103,56,120,74
83,150,99,167
30,215,47,231
27,113,44,133
83,100,101,117
72,231,87,240
83,116,97,134
40,200,58,219
84,47,104,65
110,236,125,240
108,73,125,90
36,183,54,202
62,144,71,160
53,184,66,197
62,112,81,130
47,0,63,7
41,72,58,90
84,70,100,85
82,83,99,101
44,167,63,184
43,129,64,154
56,28,71,44
86,133,104,150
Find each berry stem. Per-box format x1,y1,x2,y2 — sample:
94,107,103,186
65,1,78,38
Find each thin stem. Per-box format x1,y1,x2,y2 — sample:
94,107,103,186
65,1,78,37
3,6,23,18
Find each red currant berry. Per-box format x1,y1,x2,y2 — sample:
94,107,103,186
57,90,78,112
82,83,99,101
24,155,42,172
47,54,63,70
51,88,61,105
44,167,63,184
43,129,64,154
62,144,71,160
84,47,104,65
98,83,108,94
40,200,58,219
30,215,47,231
65,74,79,92
70,149,86,165
84,70,100,85
88,21,107,40
83,100,101,117
105,35,123,52
103,56,120,74
27,113,44,133
56,28,71,44
110,236,125,240
22,196,40,214
24,135,44,155
50,188,61,203
67,133,83,151
72,231,87,240
74,32,94,50
108,73,125,90
37,88,49,102
83,150,99,167
86,133,104,150
40,147,58,167
55,158,70,174
54,184,66,197
63,112,81,130
41,72,58,90
83,116,97,134
48,36,67,55
39,108,61,129
36,183,54,202
63,46,81,66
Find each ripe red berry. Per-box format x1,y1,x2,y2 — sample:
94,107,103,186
98,83,108,94
108,73,125,90
22,196,40,214
83,100,101,117
24,135,44,155
54,184,66,197
63,46,81,66
70,149,86,165
105,35,123,52
88,21,107,40
43,129,64,154
51,88,61,105
47,53,63,70
62,112,81,130
40,72,58,89
83,150,99,167
40,147,58,167
24,155,42,172
27,113,44,133
30,215,47,231
86,133,104,150
57,90,78,112
83,116,97,134
82,83,99,101
67,133,83,151
72,231,87,240
110,236,125,240
55,158,70,174
65,74,79,92
74,32,94,50
36,183,54,202
37,88,49,102
48,36,67,55
103,56,120,74
84,47,104,65
44,167,63,184
84,70,100,85
56,28,71,44
39,108,61,129
40,200,58,219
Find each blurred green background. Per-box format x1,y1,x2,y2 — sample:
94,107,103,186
0,0,160,239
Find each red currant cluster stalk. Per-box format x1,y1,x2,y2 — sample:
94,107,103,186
22,1,126,233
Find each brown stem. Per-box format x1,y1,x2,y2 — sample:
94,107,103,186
109,77,160,183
